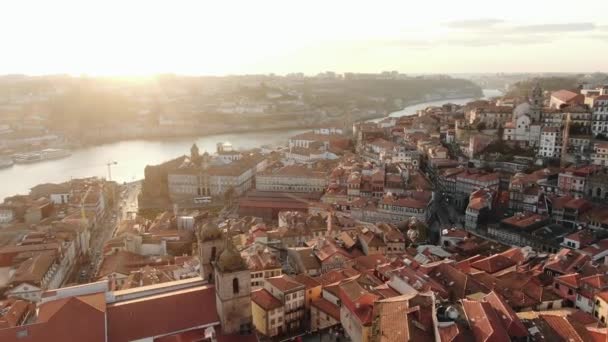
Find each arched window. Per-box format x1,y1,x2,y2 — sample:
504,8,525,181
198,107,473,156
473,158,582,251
211,247,216,261
597,188,603,198
233,278,239,294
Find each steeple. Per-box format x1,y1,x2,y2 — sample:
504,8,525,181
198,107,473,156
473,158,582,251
529,82,543,123
190,143,200,160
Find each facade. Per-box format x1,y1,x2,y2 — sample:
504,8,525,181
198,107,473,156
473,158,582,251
310,298,340,333
264,275,306,334
256,165,328,193
213,243,253,334
538,127,562,158
591,142,608,166
592,95,608,137
251,288,284,337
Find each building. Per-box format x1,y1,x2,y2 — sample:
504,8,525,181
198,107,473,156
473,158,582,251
238,191,322,221
538,126,562,158
455,171,500,195
339,279,378,342
487,212,551,247
595,291,608,324
214,241,253,334
289,129,350,150
263,275,306,334
465,188,495,231
0,278,255,342
550,90,584,109
592,95,608,137
243,248,282,289
591,142,608,166
310,297,340,333
256,165,328,193
558,165,599,197
251,288,284,337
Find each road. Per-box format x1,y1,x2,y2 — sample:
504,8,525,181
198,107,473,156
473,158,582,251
78,181,142,283
120,181,141,221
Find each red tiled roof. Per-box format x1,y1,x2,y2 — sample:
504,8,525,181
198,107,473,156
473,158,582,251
540,315,586,342
106,285,219,342
265,275,305,293
483,291,528,338
0,293,107,342
470,254,516,274
311,298,340,321
462,300,510,342
293,274,321,289
551,90,580,103
555,273,581,288
251,289,282,311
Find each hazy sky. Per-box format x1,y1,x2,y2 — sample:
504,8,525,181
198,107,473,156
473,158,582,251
2,0,607,76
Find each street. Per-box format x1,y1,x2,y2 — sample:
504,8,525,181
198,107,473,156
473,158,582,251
78,181,142,283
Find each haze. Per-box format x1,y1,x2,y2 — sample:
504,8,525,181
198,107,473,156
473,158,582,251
2,0,608,76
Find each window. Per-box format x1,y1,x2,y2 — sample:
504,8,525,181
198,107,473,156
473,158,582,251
233,278,239,294
211,247,217,261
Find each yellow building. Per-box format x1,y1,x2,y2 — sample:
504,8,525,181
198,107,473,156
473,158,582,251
594,291,608,324
251,288,284,337
294,274,322,309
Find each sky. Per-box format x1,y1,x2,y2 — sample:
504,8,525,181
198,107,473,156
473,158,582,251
1,0,607,76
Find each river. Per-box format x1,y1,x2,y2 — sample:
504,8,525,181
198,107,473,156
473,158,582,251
0,89,502,200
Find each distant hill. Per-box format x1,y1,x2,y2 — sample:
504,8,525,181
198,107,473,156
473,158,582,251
506,73,608,98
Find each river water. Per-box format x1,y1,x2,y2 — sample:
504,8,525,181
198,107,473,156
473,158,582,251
0,89,501,200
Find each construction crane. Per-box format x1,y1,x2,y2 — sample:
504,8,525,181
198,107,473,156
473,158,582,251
106,161,118,181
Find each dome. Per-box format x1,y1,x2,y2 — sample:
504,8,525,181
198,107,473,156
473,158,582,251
217,241,246,273
201,223,221,242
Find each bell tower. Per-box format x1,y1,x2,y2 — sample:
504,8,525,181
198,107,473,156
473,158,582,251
198,222,224,282
214,239,252,335
529,82,543,123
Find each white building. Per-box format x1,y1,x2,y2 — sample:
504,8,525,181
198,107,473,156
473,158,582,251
503,114,541,147
592,142,608,166
592,95,608,137
538,127,562,158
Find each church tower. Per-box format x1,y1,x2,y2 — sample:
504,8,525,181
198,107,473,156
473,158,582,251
191,143,203,169
529,82,543,123
198,222,224,282
214,239,252,335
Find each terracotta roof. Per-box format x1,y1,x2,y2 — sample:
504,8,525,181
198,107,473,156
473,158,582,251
554,273,581,288
311,297,340,321
540,315,587,342
11,251,57,285
462,299,510,342
9,292,108,342
265,275,305,293
0,299,33,329
501,212,548,229
552,90,581,103
251,288,282,311
483,291,528,338
470,254,516,274
106,285,219,342
293,274,321,289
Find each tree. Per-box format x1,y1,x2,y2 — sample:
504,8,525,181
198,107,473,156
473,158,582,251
476,122,487,131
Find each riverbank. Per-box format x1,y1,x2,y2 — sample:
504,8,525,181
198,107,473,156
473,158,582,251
68,92,482,147
0,89,499,200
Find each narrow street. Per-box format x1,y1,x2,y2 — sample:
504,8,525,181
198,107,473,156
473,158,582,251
78,181,142,283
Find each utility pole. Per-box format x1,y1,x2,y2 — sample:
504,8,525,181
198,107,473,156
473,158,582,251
106,161,118,181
